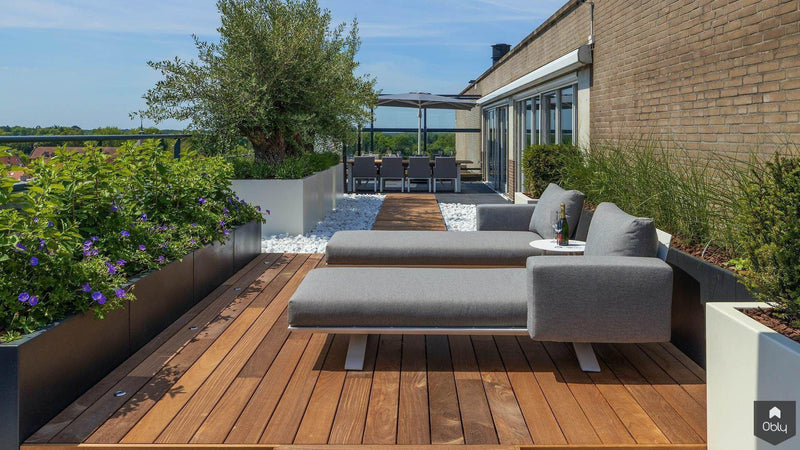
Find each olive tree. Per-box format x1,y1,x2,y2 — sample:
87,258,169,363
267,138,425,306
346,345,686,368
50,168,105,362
138,0,377,163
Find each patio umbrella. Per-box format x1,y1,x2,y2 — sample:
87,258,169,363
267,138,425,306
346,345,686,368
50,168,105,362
376,93,475,154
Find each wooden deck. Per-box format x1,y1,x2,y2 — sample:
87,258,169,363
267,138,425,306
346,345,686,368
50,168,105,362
24,195,707,449
371,194,447,230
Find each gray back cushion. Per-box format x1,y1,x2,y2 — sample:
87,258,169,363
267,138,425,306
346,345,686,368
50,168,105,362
528,183,585,239
584,202,658,257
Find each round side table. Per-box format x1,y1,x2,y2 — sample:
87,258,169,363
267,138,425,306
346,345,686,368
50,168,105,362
529,239,586,255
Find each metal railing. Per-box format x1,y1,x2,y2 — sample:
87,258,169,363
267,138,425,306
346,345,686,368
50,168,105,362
0,133,193,159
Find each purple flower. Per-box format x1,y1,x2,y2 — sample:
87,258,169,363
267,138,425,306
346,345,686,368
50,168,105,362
38,239,46,249
91,248,99,256
83,240,93,248
91,291,106,305
120,230,130,237
256,206,261,211
159,243,167,249
111,205,119,212
47,221,54,227
191,222,197,227
106,261,117,275
223,229,231,236
29,256,39,266
28,296,38,306
189,239,197,245
91,236,98,242
157,255,165,264
139,213,148,222
218,220,226,227
227,197,233,204
198,197,207,205
265,209,270,215
115,288,126,298
83,250,92,258
18,292,29,303
33,217,39,223
81,283,92,292
15,243,27,252
138,244,146,251
116,259,126,266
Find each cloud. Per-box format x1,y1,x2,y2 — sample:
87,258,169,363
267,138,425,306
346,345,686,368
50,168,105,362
0,0,220,34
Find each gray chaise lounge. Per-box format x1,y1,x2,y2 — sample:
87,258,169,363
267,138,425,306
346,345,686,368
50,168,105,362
326,183,590,267
290,202,674,372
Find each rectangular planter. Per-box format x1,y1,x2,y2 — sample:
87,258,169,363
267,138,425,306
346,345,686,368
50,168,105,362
0,220,261,450
666,249,756,367
706,302,800,449
231,163,343,236
514,192,537,204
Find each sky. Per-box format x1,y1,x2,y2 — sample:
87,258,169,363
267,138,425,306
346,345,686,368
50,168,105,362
0,0,566,129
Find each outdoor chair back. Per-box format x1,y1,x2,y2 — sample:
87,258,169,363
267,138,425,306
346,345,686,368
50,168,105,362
380,156,404,178
433,156,457,179
407,156,431,179
353,156,377,178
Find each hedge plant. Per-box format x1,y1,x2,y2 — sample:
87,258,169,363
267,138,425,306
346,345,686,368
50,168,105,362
521,143,580,197
0,142,264,342
732,152,800,326
231,151,341,179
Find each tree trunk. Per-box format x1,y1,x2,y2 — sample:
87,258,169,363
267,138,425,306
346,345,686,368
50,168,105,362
245,127,305,164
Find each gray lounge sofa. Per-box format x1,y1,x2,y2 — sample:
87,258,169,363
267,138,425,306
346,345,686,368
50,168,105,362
326,183,591,266
290,202,674,372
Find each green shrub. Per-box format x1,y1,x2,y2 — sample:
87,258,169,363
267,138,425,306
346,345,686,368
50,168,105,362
0,142,263,342
732,152,800,326
232,151,341,179
521,143,580,197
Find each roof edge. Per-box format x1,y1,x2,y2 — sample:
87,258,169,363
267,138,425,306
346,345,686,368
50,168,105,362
460,0,583,95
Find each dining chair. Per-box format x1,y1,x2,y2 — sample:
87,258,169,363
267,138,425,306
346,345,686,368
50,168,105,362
352,156,378,192
406,156,432,192
379,156,405,192
433,156,458,193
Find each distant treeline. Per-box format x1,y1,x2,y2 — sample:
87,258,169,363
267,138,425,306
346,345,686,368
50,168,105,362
360,132,455,157
0,125,186,156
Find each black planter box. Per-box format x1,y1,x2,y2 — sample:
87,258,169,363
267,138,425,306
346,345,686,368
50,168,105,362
0,220,261,450
666,247,755,368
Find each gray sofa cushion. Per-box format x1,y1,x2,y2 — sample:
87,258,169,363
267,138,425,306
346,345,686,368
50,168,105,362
528,183,585,239
584,202,658,257
326,230,543,266
288,267,528,328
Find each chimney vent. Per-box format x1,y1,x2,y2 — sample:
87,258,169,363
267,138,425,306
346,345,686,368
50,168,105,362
491,43,511,65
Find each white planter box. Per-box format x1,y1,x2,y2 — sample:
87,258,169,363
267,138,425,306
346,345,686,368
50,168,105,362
514,192,537,204
706,302,800,449
231,163,343,236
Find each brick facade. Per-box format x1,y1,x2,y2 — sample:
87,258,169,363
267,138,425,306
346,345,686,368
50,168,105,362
507,159,517,194
459,0,800,192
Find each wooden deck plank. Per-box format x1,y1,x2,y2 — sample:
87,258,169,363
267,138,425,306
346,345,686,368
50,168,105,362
327,335,380,445
613,345,706,441
120,255,316,443
60,254,285,445
224,333,328,444
658,343,706,382
493,337,566,445
191,331,313,443
258,334,339,444
397,335,430,445
449,336,498,445
595,344,704,444
471,336,532,445
542,343,635,445
371,194,446,231
426,335,464,445
638,344,706,406
293,334,351,444
584,358,670,445
516,338,601,446
362,335,402,445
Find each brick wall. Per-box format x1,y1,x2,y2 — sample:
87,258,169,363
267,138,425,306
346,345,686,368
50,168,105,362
591,0,800,159
508,159,517,194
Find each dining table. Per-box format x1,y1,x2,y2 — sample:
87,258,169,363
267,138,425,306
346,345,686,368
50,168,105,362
346,158,473,193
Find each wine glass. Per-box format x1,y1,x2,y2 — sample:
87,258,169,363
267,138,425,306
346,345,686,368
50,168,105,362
551,210,562,245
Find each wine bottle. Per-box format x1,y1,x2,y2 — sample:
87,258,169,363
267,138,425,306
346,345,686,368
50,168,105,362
558,203,570,246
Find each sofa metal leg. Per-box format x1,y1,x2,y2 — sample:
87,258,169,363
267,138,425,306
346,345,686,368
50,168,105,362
345,334,368,370
573,342,601,372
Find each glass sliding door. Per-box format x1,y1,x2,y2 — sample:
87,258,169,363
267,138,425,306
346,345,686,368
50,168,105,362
544,91,557,144
485,105,508,193
560,86,574,145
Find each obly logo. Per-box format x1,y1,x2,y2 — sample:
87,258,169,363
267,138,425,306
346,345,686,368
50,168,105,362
754,401,796,445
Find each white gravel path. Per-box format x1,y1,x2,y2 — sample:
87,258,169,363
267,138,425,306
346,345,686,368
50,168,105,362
439,203,477,231
261,193,385,253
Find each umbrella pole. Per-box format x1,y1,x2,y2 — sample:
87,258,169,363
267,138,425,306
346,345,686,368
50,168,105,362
417,106,422,155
